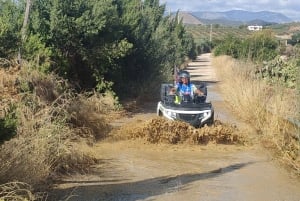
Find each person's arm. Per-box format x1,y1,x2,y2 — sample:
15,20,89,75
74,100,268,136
169,84,179,95
169,87,176,95
192,84,204,96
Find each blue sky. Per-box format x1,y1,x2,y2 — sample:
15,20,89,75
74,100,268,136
160,0,300,21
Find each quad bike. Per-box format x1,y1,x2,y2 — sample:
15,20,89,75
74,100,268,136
156,83,214,128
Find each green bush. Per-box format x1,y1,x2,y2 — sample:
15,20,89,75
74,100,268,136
289,32,300,45
255,45,299,89
0,1,22,58
0,104,17,144
213,30,279,62
23,34,52,73
213,34,242,58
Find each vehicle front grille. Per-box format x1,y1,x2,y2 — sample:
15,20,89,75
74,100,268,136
177,113,202,122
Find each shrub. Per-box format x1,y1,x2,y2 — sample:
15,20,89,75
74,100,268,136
213,55,300,175
0,66,118,189
0,104,17,144
214,30,279,62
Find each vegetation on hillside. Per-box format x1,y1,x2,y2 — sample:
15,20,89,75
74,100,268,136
186,24,252,53
212,29,299,89
187,22,300,55
267,22,300,36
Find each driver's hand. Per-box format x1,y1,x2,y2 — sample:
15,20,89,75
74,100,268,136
170,88,176,94
196,89,204,96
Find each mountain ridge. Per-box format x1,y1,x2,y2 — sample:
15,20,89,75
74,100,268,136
176,10,293,25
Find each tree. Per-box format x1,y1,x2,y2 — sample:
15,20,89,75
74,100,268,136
28,0,133,89
25,0,195,98
21,0,32,42
289,32,300,45
0,0,22,58
246,30,278,62
214,30,278,62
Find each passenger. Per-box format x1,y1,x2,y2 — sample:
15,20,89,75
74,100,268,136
169,70,204,103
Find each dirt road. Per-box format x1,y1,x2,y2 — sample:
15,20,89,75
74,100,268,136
52,53,300,201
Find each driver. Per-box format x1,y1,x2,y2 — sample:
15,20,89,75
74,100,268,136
169,70,204,101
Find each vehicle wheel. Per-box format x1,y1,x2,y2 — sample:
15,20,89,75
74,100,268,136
208,110,215,125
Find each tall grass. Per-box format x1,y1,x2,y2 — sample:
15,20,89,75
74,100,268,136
0,182,38,201
213,55,300,174
0,64,119,199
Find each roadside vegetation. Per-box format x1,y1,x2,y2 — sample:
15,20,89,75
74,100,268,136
211,29,300,175
189,23,300,175
186,24,252,53
0,63,118,199
187,22,300,55
0,0,196,200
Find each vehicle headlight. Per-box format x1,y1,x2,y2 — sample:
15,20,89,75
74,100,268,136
166,111,176,119
203,111,211,118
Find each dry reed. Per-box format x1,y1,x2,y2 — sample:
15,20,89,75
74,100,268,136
0,65,118,197
212,55,300,175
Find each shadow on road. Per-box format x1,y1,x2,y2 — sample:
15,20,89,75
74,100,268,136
49,161,256,201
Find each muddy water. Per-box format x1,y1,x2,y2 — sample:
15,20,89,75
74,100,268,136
51,54,300,201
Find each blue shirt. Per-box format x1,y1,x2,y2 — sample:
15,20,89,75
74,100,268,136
176,83,197,96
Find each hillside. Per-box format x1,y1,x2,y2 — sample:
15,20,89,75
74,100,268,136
186,25,251,44
175,10,293,26
185,22,300,46
178,11,204,25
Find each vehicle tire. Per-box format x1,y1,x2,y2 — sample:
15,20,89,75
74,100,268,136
207,110,214,126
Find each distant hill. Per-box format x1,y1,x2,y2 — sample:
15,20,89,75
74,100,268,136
177,12,204,25
191,10,293,25
175,10,293,26
225,10,292,23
